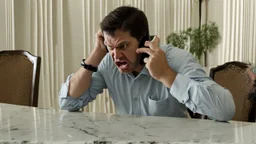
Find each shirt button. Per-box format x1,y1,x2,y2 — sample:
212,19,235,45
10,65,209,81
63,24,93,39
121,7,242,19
134,98,138,101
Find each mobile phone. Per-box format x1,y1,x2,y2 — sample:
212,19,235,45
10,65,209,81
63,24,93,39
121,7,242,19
139,35,153,64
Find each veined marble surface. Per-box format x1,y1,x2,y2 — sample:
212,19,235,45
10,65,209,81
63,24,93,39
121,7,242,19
0,103,255,144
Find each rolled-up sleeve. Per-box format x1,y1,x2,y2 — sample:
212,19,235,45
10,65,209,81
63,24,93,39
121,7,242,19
168,47,235,121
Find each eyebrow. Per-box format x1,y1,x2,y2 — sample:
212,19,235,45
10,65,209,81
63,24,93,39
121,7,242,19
107,41,129,48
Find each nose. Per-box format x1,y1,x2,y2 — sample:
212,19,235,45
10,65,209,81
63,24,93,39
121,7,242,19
111,48,123,59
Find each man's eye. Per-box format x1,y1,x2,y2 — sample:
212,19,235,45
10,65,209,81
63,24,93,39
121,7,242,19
119,44,128,49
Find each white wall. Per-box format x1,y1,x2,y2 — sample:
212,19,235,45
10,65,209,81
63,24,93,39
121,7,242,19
62,0,85,77
206,0,224,68
200,0,225,74
0,0,6,50
14,0,30,51
208,0,256,67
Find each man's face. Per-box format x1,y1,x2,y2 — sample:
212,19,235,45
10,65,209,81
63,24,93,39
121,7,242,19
103,30,142,73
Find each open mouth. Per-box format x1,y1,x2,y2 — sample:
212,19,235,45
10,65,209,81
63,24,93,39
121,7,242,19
115,61,128,70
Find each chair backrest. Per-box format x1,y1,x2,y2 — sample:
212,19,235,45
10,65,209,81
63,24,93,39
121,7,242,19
0,50,41,107
210,62,256,122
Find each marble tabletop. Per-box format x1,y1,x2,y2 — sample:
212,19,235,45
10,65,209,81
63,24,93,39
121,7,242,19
0,103,255,144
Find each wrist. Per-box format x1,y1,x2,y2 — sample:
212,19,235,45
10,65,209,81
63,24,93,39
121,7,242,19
81,59,98,72
159,68,177,88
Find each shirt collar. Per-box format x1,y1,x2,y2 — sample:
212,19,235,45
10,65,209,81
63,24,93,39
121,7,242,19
127,66,150,77
140,66,150,76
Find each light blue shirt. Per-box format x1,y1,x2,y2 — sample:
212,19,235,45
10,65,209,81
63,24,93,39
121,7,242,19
59,44,235,121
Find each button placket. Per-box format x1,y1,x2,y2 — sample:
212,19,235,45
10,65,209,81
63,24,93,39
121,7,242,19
132,77,141,115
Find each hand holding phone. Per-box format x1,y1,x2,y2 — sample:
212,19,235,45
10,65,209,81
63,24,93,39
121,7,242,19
136,36,177,88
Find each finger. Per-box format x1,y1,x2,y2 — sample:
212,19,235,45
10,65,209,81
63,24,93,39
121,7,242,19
151,35,160,46
96,30,106,49
96,31,103,40
144,41,151,47
144,57,149,64
136,48,154,55
98,30,104,37
144,35,160,50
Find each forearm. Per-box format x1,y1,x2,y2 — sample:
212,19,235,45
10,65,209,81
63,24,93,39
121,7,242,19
68,49,106,98
59,76,96,111
159,67,177,88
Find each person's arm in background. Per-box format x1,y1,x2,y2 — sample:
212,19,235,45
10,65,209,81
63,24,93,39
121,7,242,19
59,31,108,111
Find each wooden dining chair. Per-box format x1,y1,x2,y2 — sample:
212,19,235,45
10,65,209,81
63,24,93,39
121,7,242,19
0,50,41,107
210,61,256,122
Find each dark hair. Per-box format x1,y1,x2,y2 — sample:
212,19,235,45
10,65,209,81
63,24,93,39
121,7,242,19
100,6,149,42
